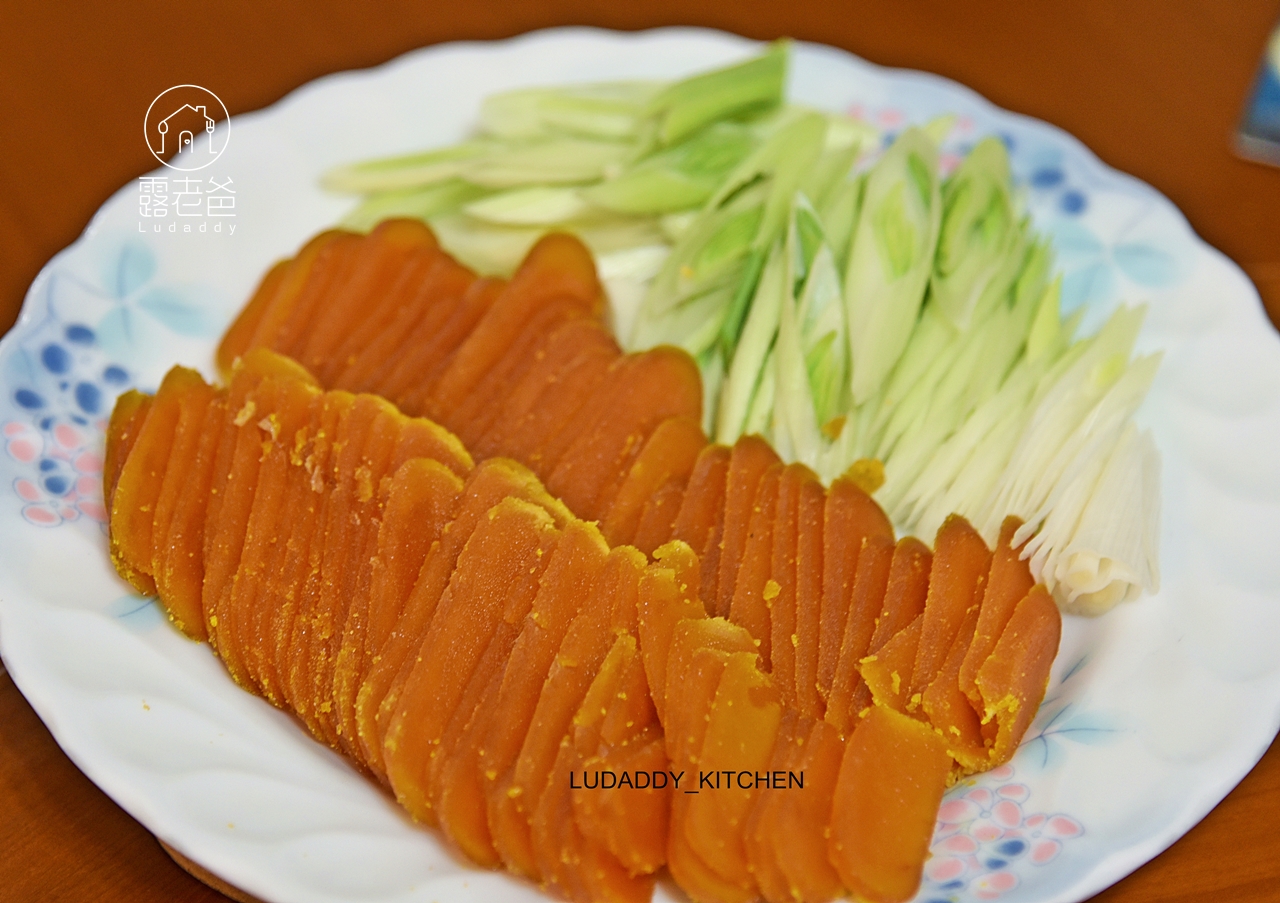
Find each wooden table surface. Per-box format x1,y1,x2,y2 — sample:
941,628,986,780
2,2,1279,902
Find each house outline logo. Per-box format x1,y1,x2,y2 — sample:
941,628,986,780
144,85,230,171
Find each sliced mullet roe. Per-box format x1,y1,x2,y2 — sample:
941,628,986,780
531,738,593,903
203,351,319,662
433,687,517,864
661,617,760,901
428,600,541,864
767,463,807,709
635,544,707,725
828,705,952,903
653,539,703,613
335,402,476,676
255,390,326,708
437,299,579,447
357,458,554,776
377,276,506,410
383,496,559,824
574,726,670,878
109,367,201,595
103,389,152,514
226,374,320,700
536,632,656,903
523,351,643,482
322,229,448,384
603,415,706,549
297,222,435,381
208,372,284,689
328,250,475,395
859,614,924,714
772,718,846,903
670,443,731,605
792,473,827,720
496,338,619,476
824,534,894,734
975,585,1061,767
500,230,604,315
204,376,285,680
683,650,782,898
545,346,703,522
216,230,347,375
337,457,463,756
486,545,645,881
424,233,603,426
727,462,782,666
300,396,399,745
160,393,225,641
323,409,430,755
216,258,289,373
149,372,218,637
959,516,1035,713
664,641,755,903
524,635,645,896
444,298,593,448
868,538,934,651
434,518,607,866
921,606,986,773
471,318,617,460
664,617,758,744
817,476,894,702
910,515,992,700
278,390,352,720
263,232,368,365
631,475,690,555
743,709,804,903
311,224,441,386
848,537,932,716
388,413,473,479
715,436,782,619
119,217,1080,902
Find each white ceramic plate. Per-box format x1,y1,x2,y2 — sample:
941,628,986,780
3,27,1280,903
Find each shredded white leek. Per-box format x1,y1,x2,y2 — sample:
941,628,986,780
321,43,1165,616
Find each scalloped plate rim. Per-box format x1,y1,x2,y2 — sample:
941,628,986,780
0,24,1278,903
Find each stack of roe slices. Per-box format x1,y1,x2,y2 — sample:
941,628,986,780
106,219,1062,903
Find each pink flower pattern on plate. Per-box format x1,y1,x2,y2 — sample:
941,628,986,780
4,311,133,529
921,763,1084,902
6,418,108,527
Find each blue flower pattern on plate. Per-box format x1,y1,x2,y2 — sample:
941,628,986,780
47,239,218,362
0,237,221,527
3,315,136,528
916,650,1107,900
921,762,1086,902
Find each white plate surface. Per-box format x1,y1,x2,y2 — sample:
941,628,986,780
2,26,1280,903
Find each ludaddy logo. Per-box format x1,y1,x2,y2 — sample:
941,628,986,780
144,85,230,171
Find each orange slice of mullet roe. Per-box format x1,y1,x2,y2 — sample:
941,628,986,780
828,705,951,903
486,545,644,881
959,516,1036,713
976,584,1062,768
108,367,202,597
817,476,895,703
383,496,559,824
910,515,992,700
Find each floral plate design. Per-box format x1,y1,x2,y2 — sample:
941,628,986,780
2,27,1280,903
